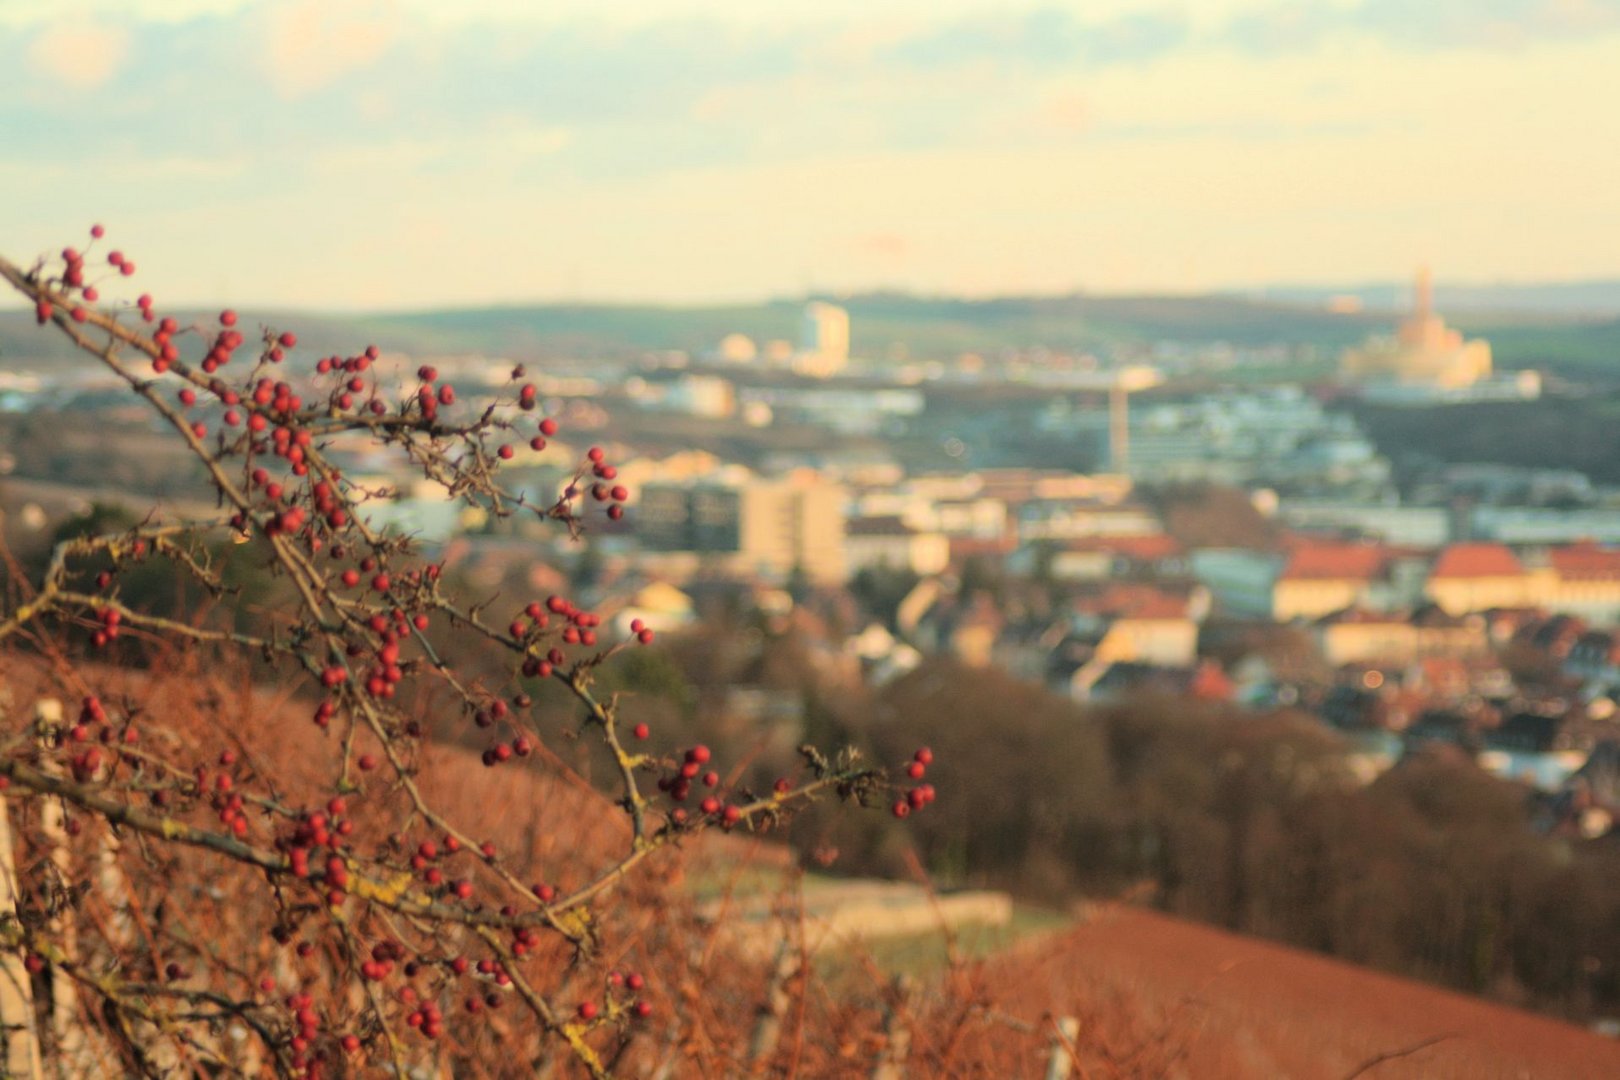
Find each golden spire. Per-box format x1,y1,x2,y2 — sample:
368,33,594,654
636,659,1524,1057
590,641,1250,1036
1414,264,1433,321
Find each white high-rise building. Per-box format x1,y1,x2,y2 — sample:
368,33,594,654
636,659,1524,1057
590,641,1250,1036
796,302,850,377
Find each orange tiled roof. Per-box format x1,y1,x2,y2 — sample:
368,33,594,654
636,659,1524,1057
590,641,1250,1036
1431,543,1524,579
1550,542,1620,581
1277,543,1388,582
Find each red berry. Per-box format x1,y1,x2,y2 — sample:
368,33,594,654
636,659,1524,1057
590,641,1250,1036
577,1001,597,1021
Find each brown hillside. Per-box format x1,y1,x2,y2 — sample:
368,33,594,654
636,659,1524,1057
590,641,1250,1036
964,904,1620,1079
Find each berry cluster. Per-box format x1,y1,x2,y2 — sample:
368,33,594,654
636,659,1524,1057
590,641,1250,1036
891,747,938,818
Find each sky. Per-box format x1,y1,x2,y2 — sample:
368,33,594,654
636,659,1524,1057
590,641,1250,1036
4,0,1620,309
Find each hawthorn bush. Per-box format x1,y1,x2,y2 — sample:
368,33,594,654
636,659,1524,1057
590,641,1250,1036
0,227,937,1078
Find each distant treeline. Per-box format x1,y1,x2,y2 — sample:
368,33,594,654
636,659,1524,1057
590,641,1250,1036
1351,397,1620,485
849,662,1620,1020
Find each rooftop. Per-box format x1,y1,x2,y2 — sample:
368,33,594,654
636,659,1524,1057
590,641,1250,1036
1278,543,1389,582
1550,542,1620,581
1431,543,1525,579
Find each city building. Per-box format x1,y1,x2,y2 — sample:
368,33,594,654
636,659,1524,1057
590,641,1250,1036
1192,540,1428,621
1014,498,1163,544
1545,542,1620,624
1425,543,1538,614
714,333,758,363
637,474,847,584
795,302,850,378
1048,387,1389,491
1314,606,1488,667
1467,507,1620,545
740,386,923,435
1342,267,1539,403
1342,267,1492,390
844,516,952,577
1272,542,1395,621
1278,500,1451,547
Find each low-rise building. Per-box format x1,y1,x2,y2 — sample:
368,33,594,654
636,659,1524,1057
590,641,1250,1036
1546,542,1620,624
1426,543,1540,615
1273,542,1393,621
844,516,951,577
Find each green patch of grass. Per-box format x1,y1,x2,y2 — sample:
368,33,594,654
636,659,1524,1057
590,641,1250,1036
681,860,801,905
819,905,1073,987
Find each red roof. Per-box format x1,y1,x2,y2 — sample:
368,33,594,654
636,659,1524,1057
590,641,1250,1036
1277,543,1388,582
1064,534,1181,561
1431,543,1524,579
1079,583,1190,620
1550,542,1620,581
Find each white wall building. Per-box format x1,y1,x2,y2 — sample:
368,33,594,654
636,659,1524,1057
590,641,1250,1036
796,302,851,378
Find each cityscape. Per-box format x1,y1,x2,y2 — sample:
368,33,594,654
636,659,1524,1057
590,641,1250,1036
6,1,1620,1077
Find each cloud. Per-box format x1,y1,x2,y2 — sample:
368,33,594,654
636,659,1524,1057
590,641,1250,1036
853,232,911,258
1223,0,1620,54
26,22,129,90
887,8,1191,71
263,0,400,99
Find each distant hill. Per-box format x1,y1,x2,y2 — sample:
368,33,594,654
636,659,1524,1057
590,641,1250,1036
366,292,1405,359
3,289,1615,368
1245,279,1620,319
